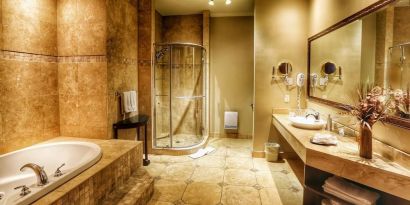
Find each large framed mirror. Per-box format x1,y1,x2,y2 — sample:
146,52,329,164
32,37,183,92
308,0,410,129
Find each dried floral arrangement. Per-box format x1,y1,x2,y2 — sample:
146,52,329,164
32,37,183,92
343,85,391,129
389,84,410,118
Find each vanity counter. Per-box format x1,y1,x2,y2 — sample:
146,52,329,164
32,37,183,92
272,114,410,201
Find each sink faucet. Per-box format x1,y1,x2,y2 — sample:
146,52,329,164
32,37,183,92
305,109,320,121
20,163,48,186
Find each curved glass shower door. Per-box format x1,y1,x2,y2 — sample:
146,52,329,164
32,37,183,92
154,43,207,148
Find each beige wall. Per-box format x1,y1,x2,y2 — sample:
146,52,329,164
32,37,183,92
307,0,410,155
107,0,139,140
254,0,308,153
0,0,59,154
210,17,254,138
57,0,108,139
308,0,379,36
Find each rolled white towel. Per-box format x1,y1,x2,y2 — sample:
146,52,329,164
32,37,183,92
323,176,379,205
311,133,338,145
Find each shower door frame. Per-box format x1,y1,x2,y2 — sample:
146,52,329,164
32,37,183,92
153,43,208,149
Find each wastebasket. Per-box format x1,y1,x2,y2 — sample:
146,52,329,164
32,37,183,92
265,143,280,162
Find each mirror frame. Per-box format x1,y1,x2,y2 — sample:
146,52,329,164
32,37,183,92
307,0,410,130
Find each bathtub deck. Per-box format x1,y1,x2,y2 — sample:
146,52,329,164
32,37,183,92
32,137,149,205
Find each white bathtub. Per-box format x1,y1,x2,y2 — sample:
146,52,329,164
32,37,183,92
0,141,102,205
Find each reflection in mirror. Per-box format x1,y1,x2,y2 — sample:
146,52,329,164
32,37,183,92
309,0,410,120
322,62,337,75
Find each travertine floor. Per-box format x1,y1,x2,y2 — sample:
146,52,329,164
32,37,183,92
144,138,303,205
156,134,203,148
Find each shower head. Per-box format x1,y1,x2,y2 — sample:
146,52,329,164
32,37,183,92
155,47,169,60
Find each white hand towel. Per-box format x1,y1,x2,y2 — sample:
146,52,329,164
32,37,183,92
122,91,132,113
311,133,338,145
129,91,138,112
323,176,379,205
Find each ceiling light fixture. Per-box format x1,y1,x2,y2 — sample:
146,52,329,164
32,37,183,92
226,0,232,5
209,0,214,6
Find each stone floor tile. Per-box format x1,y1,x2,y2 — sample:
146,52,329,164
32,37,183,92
208,146,227,156
226,147,252,158
160,164,195,181
191,167,224,183
151,179,186,202
225,157,253,169
224,169,256,186
252,158,271,171
196,155,226,168
221,185,261,205
256,171,275,187
144,162,167,177
147,200,174,205
259,187,283,205
182,182,222,205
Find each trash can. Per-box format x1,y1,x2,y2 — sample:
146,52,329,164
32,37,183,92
265,143,280,162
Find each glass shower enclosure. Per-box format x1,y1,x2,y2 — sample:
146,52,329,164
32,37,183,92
153,43,207,148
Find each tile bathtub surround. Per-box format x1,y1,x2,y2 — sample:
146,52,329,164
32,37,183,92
145,138,304,205
33,137,151,205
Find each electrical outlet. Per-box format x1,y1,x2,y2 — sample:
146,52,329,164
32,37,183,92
284,94,290,103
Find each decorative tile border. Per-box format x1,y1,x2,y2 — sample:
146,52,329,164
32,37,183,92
58,55,107,63
0,50,107,63
0,50,57,62
108,57,138,65
138,59,152,67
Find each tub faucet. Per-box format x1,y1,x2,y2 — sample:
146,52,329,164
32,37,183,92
20,163,48,186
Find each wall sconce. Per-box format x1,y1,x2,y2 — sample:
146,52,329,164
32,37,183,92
272,62,293,85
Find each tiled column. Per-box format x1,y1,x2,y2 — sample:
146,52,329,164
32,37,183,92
138,0,154,152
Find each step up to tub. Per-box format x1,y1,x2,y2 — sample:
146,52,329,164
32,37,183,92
104,168,154,205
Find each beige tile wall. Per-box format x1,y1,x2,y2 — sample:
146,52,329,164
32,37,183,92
0,0,60,154
0,0,139,154
57,0,109,139
107,0,139,140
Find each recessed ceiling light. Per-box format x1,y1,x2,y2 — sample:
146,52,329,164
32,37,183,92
209,0,214,6
226,0,232,5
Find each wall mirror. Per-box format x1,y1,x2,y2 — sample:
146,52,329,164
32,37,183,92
308,0,410,129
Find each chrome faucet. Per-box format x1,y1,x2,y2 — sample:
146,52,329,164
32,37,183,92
20,163,48,186
305,109,320,121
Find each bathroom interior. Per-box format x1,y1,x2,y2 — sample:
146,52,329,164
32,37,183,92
0,0,409,204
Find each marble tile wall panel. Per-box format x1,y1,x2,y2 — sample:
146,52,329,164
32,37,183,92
2,0,57,55
162,14,203,45
0,0,59,154
0,58,59,154
107,0,139,139
58,60,108,139
57,0,109,139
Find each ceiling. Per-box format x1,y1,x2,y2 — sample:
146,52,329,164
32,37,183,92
155,0,254,17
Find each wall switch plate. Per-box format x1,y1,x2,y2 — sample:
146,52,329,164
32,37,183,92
284,94,290,103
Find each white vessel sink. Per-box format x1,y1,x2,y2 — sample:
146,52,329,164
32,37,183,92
289,116,326,130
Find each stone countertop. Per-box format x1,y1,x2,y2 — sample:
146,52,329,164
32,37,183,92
33,137,142,204
272,114,410,200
